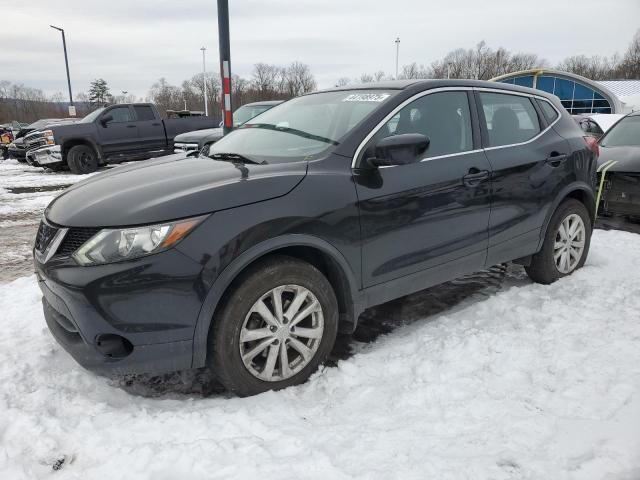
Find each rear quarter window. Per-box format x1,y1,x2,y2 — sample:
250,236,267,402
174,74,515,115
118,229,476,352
537,99,559,124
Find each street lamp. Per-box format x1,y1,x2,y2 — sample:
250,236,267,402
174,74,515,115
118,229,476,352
50,25,74,116
201,47,208,116
395,37,400,79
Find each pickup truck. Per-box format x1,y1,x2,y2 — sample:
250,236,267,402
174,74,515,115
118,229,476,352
26,103,217,174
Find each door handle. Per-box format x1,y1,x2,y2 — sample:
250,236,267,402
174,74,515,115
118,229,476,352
463,169,490,187
545,152,568,167
126,125,136,128
151,122,161,126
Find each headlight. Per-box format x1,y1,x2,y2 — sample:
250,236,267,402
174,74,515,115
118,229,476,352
42,129,55,145
72,215,207,266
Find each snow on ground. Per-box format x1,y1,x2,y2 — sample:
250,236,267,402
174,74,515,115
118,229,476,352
0,230,639,479
0,159,118,282
0,159,99,218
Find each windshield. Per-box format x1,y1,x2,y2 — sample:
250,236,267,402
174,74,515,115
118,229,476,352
209,90,396,162
80,108,106,124
233,104,274,126
600,115,640,147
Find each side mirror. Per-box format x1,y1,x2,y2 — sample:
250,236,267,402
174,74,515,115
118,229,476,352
367,133,430,168
100,115,113,126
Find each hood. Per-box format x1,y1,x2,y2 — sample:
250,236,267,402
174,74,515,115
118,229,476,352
46,154,307,227
174,128,223,144
597,146,640,173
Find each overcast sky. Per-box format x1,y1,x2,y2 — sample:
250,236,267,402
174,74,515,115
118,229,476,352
3,0,639,99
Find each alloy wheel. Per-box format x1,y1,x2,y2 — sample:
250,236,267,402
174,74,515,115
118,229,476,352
554,213,586,274
239,285,324,382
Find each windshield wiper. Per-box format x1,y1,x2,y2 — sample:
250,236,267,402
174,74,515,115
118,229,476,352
248,123,339,145
209,152,266,165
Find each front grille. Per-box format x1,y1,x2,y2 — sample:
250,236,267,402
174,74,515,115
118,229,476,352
25,137,47,150
35,221,59,253
56,227,101,257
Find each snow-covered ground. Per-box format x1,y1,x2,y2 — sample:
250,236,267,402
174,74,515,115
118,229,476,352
0,159,108,281
1,229,639,479
0,159,100,219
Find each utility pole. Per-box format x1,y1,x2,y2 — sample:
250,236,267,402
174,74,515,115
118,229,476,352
218,0,233,135
395,37,400,79
50,25,75,116
201,47,208,116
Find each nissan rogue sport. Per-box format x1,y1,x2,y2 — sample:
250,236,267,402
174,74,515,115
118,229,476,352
34,80,598,396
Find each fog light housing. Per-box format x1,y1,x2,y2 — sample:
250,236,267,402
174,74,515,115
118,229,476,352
95,334,134,358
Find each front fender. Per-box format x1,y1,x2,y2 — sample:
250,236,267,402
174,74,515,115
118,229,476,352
190,234,361,368
62,137,104,160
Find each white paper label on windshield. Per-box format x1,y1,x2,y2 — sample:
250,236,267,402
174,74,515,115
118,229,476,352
342,93,390,102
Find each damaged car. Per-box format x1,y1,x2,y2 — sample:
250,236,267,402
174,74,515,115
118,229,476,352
596,111,640,217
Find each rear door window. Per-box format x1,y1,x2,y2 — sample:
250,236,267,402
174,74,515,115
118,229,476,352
134,106,156,121
479,92,541,147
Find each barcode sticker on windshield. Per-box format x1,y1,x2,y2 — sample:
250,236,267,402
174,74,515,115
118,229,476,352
342,93,390,102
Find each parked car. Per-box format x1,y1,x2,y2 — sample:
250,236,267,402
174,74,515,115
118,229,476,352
574,113,625,140
26,103,217,174
0,123,17,159
174,101,282,154
596,111,640,217
34,80,597,396
5,119,73,162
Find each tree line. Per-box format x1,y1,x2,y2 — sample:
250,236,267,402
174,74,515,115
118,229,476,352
351,30,640,83
1,30,638,124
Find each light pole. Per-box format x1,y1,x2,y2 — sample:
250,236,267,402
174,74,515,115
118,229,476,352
50,25,74,116
395,37,400,79
201,47,208,116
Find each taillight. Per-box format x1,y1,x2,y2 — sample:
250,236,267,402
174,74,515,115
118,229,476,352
584,136,599,158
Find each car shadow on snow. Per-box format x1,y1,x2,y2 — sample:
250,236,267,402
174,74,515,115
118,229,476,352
114,263,521,398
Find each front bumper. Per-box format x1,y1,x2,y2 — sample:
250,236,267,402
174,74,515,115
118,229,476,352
29,144,62,166
35,244,206,376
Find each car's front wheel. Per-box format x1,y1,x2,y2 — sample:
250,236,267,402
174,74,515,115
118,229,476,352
525,199,592,284
67,145,98,174
207,255,338,396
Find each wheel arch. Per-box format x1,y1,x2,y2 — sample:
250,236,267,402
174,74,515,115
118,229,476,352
62,138,102,162
538,182,596,251
191,234,362,368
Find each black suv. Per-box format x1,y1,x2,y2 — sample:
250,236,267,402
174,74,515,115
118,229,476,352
34,80,597,396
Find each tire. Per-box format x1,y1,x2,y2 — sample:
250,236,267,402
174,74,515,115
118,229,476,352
207,255,339,397
525,199,592,284
67,145,98,174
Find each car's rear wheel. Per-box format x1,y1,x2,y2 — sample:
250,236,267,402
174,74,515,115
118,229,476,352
67,145,98,174
207,255,338,396
525,199,592,284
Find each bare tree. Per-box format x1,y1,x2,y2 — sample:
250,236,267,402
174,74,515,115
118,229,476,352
285,61,316,96
252,63,280,95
